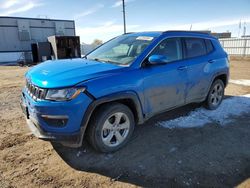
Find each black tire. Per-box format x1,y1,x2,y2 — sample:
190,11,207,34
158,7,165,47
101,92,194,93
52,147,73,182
205,79,225,110
87,102,135,153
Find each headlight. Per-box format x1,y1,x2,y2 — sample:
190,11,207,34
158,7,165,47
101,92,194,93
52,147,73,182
45,87,85,101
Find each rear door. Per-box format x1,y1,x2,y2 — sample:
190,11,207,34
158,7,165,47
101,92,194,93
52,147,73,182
142,37,188,116
182,37,213,103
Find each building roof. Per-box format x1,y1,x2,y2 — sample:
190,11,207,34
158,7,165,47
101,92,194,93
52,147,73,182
0,16,74,23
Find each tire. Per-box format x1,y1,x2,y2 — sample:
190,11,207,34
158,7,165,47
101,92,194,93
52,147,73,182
87,102,135,153
205,79,225,110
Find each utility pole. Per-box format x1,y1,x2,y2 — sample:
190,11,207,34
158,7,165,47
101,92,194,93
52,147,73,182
189,24,192,31
238,20,241,38
122,0,126,34
243,22,246,37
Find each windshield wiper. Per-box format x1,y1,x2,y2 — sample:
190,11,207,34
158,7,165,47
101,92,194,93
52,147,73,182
91,58,118,65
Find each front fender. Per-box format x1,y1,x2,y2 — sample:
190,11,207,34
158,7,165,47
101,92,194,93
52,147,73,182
79,90,144,141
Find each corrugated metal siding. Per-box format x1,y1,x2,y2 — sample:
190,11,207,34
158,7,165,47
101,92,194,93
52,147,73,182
219,38,250,56
0,17,75,53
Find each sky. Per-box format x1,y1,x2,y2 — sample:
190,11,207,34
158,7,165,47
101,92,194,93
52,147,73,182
0,0,250,44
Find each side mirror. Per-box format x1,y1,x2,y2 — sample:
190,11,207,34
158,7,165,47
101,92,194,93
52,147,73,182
148,55,169,65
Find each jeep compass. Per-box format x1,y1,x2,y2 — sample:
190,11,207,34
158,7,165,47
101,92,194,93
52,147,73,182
21,31,229,152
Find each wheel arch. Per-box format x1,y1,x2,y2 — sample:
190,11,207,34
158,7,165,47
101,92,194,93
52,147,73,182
213,73,228,87
79,91,144,141
202,72,228,103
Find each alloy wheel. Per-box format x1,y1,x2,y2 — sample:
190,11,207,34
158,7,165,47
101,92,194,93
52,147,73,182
209,83,223,106
101,112,130,147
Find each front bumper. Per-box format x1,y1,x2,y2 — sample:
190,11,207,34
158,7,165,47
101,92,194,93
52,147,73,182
26,118,82,146
20,88,92,147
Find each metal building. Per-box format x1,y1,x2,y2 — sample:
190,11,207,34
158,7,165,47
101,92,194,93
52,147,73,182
0,16,75,64
211,32,231,39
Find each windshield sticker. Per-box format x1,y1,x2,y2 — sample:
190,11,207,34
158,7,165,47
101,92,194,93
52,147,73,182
136,36,154,41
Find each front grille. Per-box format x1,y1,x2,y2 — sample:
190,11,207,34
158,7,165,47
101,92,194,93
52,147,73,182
26,80,47,100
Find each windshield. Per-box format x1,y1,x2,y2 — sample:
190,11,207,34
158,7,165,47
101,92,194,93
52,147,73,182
86,35,155,65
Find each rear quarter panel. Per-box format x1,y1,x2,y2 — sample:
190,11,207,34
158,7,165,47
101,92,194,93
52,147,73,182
205,39,229,92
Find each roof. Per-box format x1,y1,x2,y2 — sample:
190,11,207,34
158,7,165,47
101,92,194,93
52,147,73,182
125,31,163,37
164,30,216,39
125,30,216,39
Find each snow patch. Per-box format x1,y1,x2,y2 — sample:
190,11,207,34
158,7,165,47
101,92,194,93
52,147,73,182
157,94,250,129
230,79,250,87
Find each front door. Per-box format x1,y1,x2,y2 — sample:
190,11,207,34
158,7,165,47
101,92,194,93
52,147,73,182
142,37,188,117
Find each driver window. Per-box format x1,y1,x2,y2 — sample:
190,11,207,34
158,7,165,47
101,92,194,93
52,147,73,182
150,38,182,62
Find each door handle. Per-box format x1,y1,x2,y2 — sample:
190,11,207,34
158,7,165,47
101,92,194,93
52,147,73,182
208,59,215,63
177,66,188,71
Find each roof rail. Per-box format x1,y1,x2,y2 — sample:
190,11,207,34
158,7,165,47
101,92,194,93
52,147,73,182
163,30,211,35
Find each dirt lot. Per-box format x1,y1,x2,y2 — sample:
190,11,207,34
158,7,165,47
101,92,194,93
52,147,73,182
0,59,250,188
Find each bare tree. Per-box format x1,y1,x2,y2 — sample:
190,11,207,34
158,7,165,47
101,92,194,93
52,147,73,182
91,39,103,46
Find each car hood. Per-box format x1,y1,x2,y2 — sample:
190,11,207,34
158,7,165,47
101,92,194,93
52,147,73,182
26,58,124,88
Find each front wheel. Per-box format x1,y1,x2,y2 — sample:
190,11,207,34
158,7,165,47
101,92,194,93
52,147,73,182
205,79,225,110
87,103,135,153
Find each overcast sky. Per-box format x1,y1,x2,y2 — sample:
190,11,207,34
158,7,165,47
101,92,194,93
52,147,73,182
0,0,250,43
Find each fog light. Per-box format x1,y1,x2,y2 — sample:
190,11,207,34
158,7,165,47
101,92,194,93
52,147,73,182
41,115,68,127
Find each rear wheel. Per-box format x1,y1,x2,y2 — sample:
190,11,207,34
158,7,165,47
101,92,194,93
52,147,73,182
87,103,135,153
205,79,225,110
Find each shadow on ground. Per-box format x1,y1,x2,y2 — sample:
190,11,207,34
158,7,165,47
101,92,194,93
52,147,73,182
52,96,250,187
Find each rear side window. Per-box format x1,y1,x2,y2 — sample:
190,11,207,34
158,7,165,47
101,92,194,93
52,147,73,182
184,38,206,58
205,39,214,53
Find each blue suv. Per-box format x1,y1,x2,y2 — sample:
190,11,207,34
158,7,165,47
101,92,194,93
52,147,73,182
21,31,229,152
